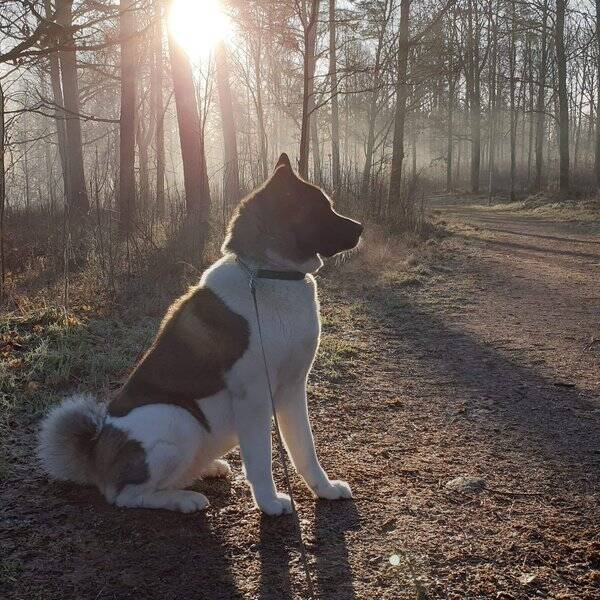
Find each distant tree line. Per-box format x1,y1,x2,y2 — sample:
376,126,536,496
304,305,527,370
0,0,599,295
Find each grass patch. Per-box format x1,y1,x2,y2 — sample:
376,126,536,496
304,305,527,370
379,270,425,287
476,194,600,223
0,306,156,416
314,336,363,383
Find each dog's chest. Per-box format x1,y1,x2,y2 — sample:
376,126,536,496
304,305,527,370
257,281,320,371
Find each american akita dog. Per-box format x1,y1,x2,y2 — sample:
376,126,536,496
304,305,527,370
38,153,363,516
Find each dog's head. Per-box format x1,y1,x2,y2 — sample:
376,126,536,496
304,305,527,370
223,153,363,272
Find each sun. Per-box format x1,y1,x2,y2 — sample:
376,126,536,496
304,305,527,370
168,0,232,60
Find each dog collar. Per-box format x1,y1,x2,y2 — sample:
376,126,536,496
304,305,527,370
236,258,306,282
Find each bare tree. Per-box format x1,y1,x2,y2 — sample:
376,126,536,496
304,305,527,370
168,32,211,253
118,0,137,234
329,0,340,191
556,0,570,195
534,0,549,192
298,0,321,178
56,0,88,216
215,40,241,210
388,0,411,207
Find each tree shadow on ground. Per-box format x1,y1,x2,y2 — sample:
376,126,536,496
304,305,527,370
456,234,600,260
351,282,600,490
472,226,600,245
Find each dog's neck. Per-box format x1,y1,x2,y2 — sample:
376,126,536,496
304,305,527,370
230,251,323,275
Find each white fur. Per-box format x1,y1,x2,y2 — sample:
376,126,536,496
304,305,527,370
39,253,352,515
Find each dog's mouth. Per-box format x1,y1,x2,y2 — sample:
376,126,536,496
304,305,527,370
318,221,364,257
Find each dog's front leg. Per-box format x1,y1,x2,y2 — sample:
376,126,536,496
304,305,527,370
232,386,292,516
277,380,352,501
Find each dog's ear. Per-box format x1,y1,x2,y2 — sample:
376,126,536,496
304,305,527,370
274,153,292,172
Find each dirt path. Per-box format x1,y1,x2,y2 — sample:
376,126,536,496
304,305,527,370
2,205,599,599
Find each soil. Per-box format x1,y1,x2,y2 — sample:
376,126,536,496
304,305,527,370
1,201,599,599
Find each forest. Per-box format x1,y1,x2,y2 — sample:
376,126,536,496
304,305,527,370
1,1,599,599
1,0,599,282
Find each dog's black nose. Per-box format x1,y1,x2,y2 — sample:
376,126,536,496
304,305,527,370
354,221,364,236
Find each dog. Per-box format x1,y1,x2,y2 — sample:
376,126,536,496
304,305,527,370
38,153,363,516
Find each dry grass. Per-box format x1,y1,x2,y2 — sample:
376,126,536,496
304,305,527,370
478,193,600,223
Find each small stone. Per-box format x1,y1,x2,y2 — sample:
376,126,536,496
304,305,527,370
518,572,537,585
445,476,486,493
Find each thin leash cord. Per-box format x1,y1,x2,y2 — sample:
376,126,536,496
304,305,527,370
250,278,316,599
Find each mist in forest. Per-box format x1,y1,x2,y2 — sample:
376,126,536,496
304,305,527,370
1,0,599,290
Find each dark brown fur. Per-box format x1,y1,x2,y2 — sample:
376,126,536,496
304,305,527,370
223,153,363,264
92,425,149,492
108,287,249,430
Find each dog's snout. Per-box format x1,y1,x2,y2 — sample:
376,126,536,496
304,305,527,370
354,222,364,236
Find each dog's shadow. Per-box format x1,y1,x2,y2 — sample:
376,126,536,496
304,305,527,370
258,499,360,600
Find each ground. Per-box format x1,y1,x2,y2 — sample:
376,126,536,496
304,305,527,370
1,199,599,599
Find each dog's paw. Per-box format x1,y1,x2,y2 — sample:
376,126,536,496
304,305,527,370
201,459,232,479
315,479,353,500
172,491,210,513
258,492,293,516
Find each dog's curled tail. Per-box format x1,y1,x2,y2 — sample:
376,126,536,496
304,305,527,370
37,393,105,485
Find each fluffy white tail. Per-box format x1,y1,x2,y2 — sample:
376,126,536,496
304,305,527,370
37,393,106,485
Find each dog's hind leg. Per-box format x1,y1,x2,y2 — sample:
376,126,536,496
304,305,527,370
111,440,209,513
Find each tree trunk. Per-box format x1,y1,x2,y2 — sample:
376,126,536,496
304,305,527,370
487,3,497,202
310,105,322,182
535,0,548,191
215,40,241,211
56,0,88,215
252,37,269,181
168,31,211,251
298,0,321,178
509,0,517,201
387,0,411,208
44,0,70,201
446,8,456,192
556,0,569,195
153,5,165,216
118,0,137,234
361,4,389,197
0,81,5,298
329,0,340,191
595,0,600,188
467,0,481,194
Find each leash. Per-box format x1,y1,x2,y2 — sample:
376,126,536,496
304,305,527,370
239,258,315,598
